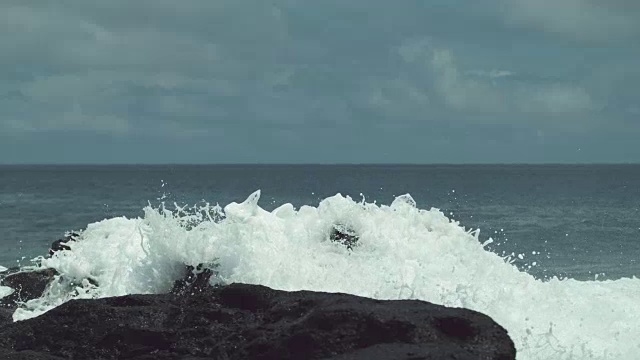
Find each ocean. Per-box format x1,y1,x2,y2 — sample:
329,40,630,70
1,164,639,359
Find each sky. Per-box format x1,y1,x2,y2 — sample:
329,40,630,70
1,1,639,164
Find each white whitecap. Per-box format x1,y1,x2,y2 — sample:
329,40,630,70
390,193,417,210
0,286,14,299
273,203,295,218
224,190,262,221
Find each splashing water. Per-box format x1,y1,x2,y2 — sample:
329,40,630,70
0,286,13,299
6,191,640,359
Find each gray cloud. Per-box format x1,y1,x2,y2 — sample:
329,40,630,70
389,39,597,117
500,0,640,43
0,1,638,163
1,1,291,136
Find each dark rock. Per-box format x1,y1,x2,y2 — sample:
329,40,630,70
321,343,514,360
0,267,21,278
49,232,79,256
0,348,65,359
170,264,214,296
0,283,516,359
329,224,359,250
0,307,13,328
0,268,58,309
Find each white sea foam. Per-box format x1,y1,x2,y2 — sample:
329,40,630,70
0,286,13,299
9,191,640,359
0,265,7,273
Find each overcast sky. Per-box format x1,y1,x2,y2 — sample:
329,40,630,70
1,1,639,164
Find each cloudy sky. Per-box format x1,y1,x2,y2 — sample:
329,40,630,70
1,1,639,164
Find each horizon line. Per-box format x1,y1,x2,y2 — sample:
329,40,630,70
1,162,639,166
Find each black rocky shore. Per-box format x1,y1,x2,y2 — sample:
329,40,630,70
0,232,516,359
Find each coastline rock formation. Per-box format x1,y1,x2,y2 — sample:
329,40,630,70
0,231,516,359
0,282,515,359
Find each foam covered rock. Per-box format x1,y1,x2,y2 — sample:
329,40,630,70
0,268,58,311
329,224,359,250
48,232,79,256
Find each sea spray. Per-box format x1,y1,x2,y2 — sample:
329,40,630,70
0,286,13,299
5,191,640,359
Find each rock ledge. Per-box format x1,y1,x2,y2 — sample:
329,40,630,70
0,283,515,359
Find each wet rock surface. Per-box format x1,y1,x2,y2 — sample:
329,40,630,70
0,268,58,312
0,283,515,359
170,264,215,296
0,307,13,328
329,224,359,250
48,232,80,256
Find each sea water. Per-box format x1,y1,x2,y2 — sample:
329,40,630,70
1,165,639,359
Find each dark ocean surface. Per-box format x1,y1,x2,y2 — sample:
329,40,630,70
1,164,639,280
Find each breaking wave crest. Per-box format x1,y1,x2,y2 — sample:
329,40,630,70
5,191,640,359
